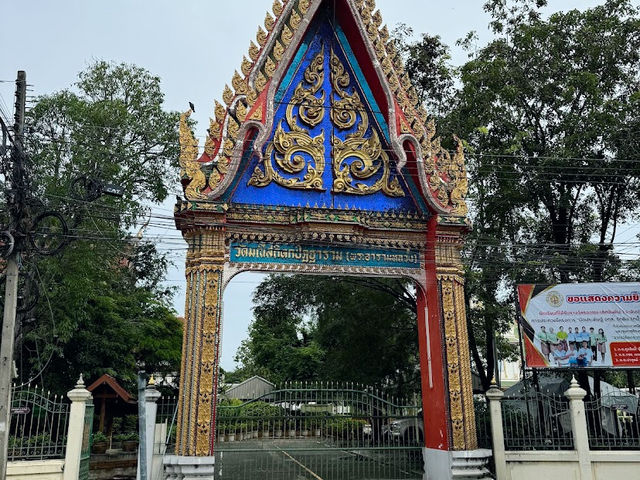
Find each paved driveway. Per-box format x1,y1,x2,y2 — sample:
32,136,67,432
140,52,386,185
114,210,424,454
214,439,423,480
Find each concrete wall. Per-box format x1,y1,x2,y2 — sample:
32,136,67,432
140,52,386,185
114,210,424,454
505,451,579,479
7,460,64,480
592,451,640,480
503,451,640,480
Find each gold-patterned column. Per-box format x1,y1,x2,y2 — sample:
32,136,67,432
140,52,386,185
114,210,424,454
175,227,225,456
436,222,477,451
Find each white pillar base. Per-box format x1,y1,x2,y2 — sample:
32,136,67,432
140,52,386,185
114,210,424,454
163,455,215,480
423,448,493,480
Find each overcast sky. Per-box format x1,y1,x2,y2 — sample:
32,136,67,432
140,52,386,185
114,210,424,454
0,0,620,370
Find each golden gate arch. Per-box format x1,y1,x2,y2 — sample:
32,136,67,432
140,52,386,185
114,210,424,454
168,1,485,478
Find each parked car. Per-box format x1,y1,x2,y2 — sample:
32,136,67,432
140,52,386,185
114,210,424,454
363,411,423,443
389,411,423,442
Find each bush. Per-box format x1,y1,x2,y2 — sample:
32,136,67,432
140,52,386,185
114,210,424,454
123,415,138,433
27,433,51,446
113,433,129,443
325,418,367,437
111,417,123,434
240,401,283,418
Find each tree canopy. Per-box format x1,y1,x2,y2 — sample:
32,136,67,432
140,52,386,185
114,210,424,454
7,61,183,394
235,275,419,398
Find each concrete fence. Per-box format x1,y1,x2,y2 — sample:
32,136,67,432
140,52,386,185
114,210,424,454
487,378,640,480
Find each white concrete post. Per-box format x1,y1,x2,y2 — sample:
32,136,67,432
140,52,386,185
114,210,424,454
137,377,161,480
64,375,92,480
565,377,593,480
486,383,508,480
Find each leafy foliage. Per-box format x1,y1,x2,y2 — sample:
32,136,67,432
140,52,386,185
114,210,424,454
13,61,183,393
235,275,419,398
400,0,640,389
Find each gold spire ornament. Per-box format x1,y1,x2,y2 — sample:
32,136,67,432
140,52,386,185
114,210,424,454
179,110,208,200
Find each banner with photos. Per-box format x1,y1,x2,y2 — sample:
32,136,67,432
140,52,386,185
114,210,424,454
518,283,640,369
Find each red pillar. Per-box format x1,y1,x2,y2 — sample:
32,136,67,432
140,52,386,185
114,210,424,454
417,215,449,450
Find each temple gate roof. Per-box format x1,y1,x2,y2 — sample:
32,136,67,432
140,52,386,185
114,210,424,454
178,0,468,219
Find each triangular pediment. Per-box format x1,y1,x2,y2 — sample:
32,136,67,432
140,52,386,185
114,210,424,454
230,9,421,211
178,0,468,217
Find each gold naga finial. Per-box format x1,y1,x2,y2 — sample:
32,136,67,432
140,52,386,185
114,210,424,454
449,135,469,216
272,0,284,17
418,119,468,216
179,108,208,200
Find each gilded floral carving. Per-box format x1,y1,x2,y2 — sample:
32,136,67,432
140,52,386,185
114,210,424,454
249,47,326,190
330,50,404,197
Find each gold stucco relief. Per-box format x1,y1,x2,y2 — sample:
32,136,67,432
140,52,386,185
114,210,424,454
330,50,404,197
249,46,326,191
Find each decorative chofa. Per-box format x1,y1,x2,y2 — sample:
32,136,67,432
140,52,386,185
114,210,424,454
177,0,469,217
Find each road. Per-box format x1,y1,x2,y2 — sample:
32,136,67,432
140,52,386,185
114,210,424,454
214,438,423,480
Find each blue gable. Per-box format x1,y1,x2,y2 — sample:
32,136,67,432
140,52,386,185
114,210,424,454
228,9,423,213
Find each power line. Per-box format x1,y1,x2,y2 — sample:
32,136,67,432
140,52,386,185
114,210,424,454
26,131,640,165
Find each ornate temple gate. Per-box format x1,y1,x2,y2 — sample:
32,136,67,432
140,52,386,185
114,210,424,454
168,0,489,478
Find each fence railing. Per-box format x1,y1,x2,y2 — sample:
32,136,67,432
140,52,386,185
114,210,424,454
487,378,640,480
156,394,178,455
585,391,640,450
156,383,424,453
215,383,422,450
474,396,492,449
8,384,71,461
501,391,573,450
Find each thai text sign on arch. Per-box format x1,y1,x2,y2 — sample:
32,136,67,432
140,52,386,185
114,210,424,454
518,283,640,369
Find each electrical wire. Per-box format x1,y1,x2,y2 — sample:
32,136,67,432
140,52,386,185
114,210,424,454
24,130,640,166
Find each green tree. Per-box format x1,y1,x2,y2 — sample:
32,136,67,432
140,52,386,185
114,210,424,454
12,61,183,393
402,0,640,389
235,275,419,398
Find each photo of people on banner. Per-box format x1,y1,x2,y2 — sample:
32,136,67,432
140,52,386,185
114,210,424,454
536,326,606,367
518,283,640,369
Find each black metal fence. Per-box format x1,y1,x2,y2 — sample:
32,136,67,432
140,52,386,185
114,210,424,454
156,394,178,455
474,396,492,449
501,391,574,450
8,384,70,460
585,390,640,450
156,383,425,479
215,382,423,450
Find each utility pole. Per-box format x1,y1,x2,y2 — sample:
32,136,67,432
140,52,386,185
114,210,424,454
0,70,27,479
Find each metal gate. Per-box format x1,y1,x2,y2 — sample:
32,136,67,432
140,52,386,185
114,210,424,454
8,385,70,461
79,401,94,480
213,383,424,480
